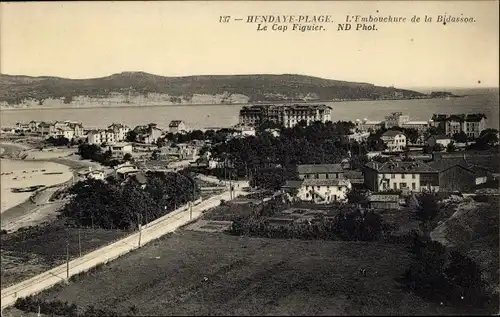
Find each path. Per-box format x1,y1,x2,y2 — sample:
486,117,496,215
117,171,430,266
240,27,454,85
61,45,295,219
0,188,247,310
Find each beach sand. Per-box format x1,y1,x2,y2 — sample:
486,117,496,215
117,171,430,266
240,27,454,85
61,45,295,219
0,159,73,213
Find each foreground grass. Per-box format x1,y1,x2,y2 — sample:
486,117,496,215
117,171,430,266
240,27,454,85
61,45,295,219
22,230,461,316
1,219,128,288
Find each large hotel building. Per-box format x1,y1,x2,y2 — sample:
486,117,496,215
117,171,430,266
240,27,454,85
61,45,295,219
239,104,332,128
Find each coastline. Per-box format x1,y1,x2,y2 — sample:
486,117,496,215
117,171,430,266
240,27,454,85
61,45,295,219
0,142,78,231
0,95,465,111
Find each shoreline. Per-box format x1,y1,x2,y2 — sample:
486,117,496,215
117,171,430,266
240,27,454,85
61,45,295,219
0,95,466,111
0,142,81,231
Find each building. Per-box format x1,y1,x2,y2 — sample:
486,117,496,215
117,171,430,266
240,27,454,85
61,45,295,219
108,123,130,142
238,104,332,128
384,112,410,129
232,125,256,137
78,167,105,180
38,122,52,136
342,131,371,143
401,120,432,133
282,178,352,203
87,130,102,145
426,135,453,148
364,160,437,193
28,121,43,132
368,194,400,209
134,124,163,144
381,130,407,152
432,114,487,139
107,142,133,157
297,164,344,180
355,118,384,133
168,120,188,134
364,154,480,193
65,121,85,138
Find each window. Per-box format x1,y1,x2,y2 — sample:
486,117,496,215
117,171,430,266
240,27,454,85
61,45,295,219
315,173,319,179
305,193,309,198
391,174,395,179
305,186,309,190
393,183,397,190
326,186,330,189
317,186,320,190
400,182,407,188
412,183,416,190
412,174,416,179
325,174,329,179
402,174,405,179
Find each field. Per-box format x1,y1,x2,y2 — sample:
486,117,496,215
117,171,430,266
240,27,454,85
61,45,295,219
23,230,461,316
1,219,129,288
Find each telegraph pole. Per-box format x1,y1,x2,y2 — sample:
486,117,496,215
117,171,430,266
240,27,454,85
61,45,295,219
137,213,142,247
78,228,82,257
66,241,70,283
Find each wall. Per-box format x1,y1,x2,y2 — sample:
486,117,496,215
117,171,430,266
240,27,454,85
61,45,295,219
439,166,475,192
297,184,349,202
377,172,421,191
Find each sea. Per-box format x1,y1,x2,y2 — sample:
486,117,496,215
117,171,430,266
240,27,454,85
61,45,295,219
1,88,498,130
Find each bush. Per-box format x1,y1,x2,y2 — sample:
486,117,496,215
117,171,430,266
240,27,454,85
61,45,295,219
415,193,439,222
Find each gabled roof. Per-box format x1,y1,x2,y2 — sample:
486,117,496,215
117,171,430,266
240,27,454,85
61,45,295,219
282,180,303,189
169,120,185,127
382,130,405,137
365,160,437,173
426,158,473,173
343,170,363,180
427,134,451,140
297,164,343,174
303,178,350,187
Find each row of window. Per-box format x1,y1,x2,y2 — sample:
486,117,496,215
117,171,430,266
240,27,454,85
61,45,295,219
382,182,417,190
304,173,341,179
305,185,338,190
383,173,417,179
305,193,339,200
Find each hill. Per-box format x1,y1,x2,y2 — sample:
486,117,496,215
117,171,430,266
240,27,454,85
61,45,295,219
0,72,427,107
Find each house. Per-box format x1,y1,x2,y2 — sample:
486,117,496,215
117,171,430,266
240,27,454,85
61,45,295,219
28,121,43,132
355,118,384,133
108,123,130,142
381,130,407,152
78,167,106,180
432,113,487,139
426,135,453,148
15,122,30,132
134,124,163,144
384,112,410,129
239,104,331,128
65,122,85,138
364,160,438,192
169,120,188,134
342,131,371,143
296,178,352,203
38,122,52,136
368,194,400,209
107,142,133,157
115,163,140,179
297,164,344,180
87,130,102,145
232,125,256,137
425,155,477,192
343,170,364,187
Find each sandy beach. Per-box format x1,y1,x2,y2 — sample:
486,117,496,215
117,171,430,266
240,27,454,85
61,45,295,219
0,159,72,213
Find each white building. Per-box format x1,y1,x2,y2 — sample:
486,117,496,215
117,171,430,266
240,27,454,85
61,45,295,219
283,178,352,203
384,112,410,129
426,135,453,148
381,130,407,152
87,130,102,145
169,120,188,134
107,142,133,157
355,118,384,133
108,123,130,142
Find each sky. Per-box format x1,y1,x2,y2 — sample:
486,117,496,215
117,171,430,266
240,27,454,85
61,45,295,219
1,1,498,88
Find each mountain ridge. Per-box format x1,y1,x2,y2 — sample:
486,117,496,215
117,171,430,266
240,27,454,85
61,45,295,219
0,72,427,107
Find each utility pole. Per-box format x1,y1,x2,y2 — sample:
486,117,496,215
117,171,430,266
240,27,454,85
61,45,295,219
66,241,70,283
78,228,82,257
137,213,142,247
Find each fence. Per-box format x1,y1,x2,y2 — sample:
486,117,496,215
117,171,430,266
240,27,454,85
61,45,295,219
0,190,236,310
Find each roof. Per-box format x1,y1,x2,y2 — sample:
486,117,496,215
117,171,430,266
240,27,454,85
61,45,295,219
403,121,429,125
365,160,437,173
343,170,363,180
368,194,399,202
282,180,303,189
297,164,343,174
169,120,185,127
303,178,350,187
426,158,473,173
382,130,405,137
427,134,451,140
131,172,148,185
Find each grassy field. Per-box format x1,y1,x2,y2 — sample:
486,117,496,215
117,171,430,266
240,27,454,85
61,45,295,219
23,230,462,316
1,219,129,288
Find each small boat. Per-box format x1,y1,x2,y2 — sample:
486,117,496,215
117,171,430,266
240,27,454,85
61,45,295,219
11,185,45,193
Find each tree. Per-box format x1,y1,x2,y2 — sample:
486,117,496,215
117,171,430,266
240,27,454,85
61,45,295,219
156,137,166,148
403,128,420,144
446,141,456,152
415,193,439,223
476,129,499,148
123,153,133,162
125,130,138,143
345,187,368,206
453,131,468,143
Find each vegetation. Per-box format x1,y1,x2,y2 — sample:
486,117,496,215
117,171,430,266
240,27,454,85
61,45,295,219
400,234,496,312
468,129,499,150
229,201,389,242
45,136,70,147
14,296,120,316
0,73,426,106
77,143,120,167
61,171,199,230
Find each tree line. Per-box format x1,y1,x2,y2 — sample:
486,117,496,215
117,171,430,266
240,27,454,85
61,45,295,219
61,171,199,230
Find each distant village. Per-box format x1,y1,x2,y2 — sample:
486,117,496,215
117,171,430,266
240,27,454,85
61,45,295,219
2,103,498,206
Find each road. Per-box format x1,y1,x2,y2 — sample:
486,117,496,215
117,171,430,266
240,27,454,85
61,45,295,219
0,187,246,310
